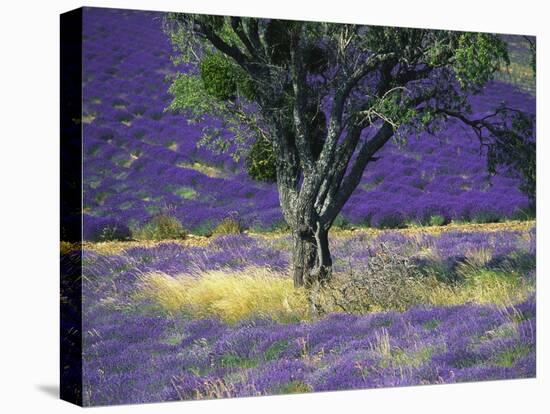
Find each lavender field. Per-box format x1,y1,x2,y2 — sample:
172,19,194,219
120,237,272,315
69,7,537,407
71,223,536,405
81,8,535,237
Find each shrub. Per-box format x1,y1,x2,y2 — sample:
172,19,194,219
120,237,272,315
511,207,536,221
428,214,447,227
333,214,352,229
371,210,406,229
136,267,309,323
212,217,243,235
471,211,502,223
132,214,187,240
321,244,427,313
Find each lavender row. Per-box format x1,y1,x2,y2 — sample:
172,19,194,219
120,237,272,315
82,294,535,405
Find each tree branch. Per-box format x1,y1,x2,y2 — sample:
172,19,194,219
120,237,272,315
290,24,315,172
229,17,261,61
322,122,394,223
193,19,250,69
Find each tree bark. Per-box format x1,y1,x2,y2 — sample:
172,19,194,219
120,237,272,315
292,228,317,288
292,226,333,285
292,223,333,315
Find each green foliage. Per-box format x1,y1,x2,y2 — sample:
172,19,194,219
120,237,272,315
164,16,532,235
485,107,536,209
462,269,521,290
374,212,406,229
167,73,216,118
428,215,447,227
245,136,277,182
212,217,244,235
167,55,260,164
219,353,258,369
492,344,531,367
191,220,217,237
199,53,255,100
333,214,352,229
423,319,440,330
471,211,502,224
452,33,509,89
132,214,187,240
171,186,198,200
380,346,434,369
526,37,536,75
264,340,288,361
367,88,417,135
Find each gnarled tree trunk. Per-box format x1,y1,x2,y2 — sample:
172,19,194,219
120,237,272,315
292,228,317,287
291,221,333,315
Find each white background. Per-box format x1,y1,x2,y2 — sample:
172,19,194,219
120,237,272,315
0,0,548,412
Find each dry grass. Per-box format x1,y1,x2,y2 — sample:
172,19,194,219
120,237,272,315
134,264,532,324
177,161,225,178
329,219,535,238
422,269,533,307
136,267,309,323
321,269,532,314
250,219,535,241
80,220,535,254
82,235,211,255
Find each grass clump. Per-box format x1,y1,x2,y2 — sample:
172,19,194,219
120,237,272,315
179,161,224,178
264,340,289,361
219,353,258,369
172,186,198,200
132,214,187,240
419,268,532,307
276,381,312,394
136,267,309,323
492,343,531,367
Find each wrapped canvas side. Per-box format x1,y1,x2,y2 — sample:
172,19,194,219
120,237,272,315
60,7,83,407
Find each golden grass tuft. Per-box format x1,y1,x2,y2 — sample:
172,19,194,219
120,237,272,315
136,267,309,323
136,266,532,324
419,269,533,307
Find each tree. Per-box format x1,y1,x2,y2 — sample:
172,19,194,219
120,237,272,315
163,15,534,304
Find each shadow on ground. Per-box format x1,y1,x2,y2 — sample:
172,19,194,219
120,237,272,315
36,384,59,399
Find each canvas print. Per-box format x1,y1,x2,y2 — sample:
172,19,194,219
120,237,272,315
60,7,536,406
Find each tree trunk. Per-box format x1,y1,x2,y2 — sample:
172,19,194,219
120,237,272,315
292,224,333,315
292,229,317,288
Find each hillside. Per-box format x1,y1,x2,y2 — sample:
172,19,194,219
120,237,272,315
81,8,535,239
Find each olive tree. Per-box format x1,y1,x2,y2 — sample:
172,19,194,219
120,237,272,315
163,15,533,299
